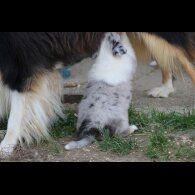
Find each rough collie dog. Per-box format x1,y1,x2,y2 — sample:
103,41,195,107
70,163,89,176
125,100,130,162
127,32,195,98
65,32,138,150
0,32,107,156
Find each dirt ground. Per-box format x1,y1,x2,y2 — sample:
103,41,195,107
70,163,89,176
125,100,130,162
0,136,152,162
0,58,194,162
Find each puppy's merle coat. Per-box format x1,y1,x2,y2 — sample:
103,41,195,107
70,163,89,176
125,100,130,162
65,32,138,150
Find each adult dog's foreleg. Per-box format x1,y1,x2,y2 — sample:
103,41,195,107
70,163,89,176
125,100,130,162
0,91,25,156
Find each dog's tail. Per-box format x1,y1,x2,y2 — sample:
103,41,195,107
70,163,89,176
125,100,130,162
65,120,102,150
129,32,195,83
65,136,95,150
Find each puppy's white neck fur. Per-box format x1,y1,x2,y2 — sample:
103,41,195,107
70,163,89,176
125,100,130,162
89,33,137,86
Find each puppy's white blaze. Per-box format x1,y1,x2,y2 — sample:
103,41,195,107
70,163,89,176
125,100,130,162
65,136,95,150
0,90,25,155
148,77,175,98
89,32,137,86
129,125,138,134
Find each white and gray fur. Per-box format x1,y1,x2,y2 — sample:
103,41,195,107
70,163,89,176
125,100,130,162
65,32,138,150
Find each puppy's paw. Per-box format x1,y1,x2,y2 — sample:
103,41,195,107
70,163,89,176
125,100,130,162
112,43,127,56
107,32,127,56
129,125,138,134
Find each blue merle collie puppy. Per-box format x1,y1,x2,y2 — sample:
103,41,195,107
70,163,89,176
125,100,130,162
65,32,138,150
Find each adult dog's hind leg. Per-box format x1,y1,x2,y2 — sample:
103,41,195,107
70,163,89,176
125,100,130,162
0,91,25,156
148,68,175,98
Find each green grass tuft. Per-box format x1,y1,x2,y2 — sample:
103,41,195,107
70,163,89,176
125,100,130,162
145,129,171,160
1,106,195,161
98,129,137,155
129,106,195,132
175,144,195,160
49,142,63,155
50,109,77,138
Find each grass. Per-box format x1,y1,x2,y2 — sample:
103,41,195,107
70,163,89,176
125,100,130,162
98,129,137,156
145,129,171,160
175,144,195,160
50,109,77,138
129,106,195,160
129,106,195,132
0,107,195,160
49,142,63,155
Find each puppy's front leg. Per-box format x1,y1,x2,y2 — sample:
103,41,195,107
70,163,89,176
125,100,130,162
107,32,127,56
0,91,25,157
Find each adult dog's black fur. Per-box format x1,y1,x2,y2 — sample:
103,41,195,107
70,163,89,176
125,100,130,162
0,32,105,92
0,32,106,156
